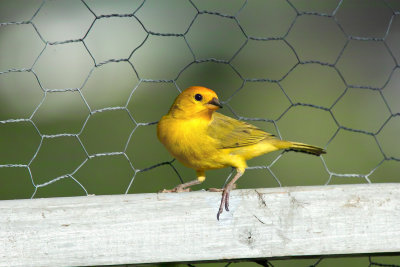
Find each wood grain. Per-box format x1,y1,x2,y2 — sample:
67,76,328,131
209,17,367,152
1,183,399,267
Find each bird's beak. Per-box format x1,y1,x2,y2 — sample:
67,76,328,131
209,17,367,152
206,97,223,109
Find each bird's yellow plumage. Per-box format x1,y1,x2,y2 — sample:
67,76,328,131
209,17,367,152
157,86,325,219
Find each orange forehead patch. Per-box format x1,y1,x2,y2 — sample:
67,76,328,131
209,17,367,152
182,86,218,97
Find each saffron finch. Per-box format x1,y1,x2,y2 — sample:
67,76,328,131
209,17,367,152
157,86,326,219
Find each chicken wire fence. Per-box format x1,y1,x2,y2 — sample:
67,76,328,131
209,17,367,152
0,0,400,266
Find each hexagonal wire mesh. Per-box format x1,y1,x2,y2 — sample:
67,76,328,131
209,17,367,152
0,0,400,266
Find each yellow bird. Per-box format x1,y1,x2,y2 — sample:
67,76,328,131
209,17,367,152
157,86,326,219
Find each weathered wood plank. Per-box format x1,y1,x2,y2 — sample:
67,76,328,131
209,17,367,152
0,183,399,267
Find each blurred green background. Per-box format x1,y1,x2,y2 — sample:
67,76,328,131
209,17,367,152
0,0,399,266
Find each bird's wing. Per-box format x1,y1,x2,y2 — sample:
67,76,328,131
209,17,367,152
207,112,275,149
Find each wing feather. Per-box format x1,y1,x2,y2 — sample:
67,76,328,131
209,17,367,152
207,113,274,149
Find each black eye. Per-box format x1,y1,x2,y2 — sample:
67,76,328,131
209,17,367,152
194,94,203,101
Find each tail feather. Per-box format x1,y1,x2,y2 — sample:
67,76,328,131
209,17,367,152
286,142,326,156
274,140,326,156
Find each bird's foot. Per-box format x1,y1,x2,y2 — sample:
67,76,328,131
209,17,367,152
160,184,191,193
216,184,236,220
207,188,223,192
208,183,236,192
217,189,230,220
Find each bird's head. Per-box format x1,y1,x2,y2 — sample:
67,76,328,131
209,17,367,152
168,86,222,119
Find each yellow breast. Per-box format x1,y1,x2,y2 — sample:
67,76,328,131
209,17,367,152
157,115,228,170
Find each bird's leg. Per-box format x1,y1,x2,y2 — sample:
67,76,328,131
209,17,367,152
161,171,205,193
217,169,244,220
